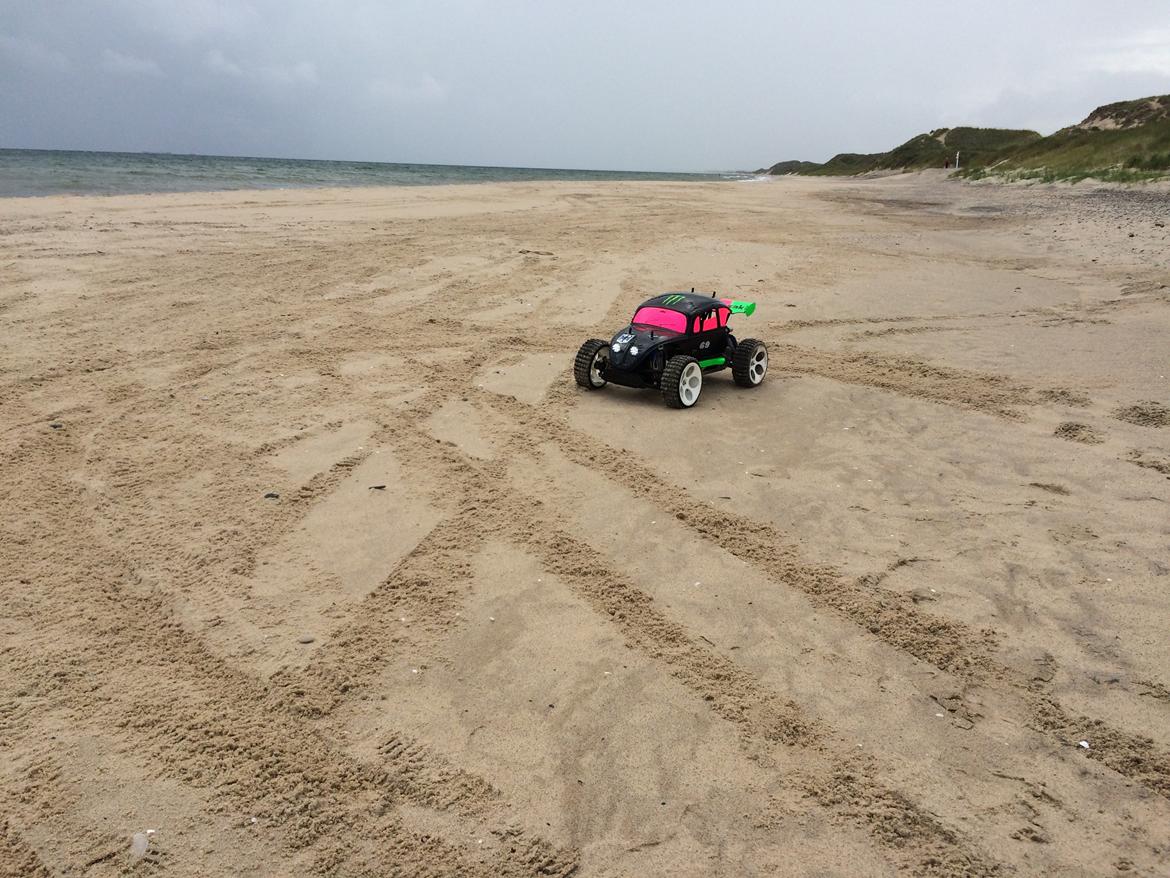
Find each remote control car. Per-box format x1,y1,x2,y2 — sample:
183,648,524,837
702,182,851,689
573,291,768,408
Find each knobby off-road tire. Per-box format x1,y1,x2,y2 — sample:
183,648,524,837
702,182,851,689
732,338,768,388
661,355,703,408
574,338,609,389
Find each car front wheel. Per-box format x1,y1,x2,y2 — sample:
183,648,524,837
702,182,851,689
574,338,609,389
662,355,702,408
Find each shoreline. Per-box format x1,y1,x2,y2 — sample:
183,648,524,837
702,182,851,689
3,167,1167,204
0,147,746,200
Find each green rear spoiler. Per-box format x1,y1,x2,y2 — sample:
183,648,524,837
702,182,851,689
723,299,756,316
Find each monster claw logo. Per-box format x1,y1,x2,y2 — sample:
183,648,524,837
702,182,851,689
661,294,685,305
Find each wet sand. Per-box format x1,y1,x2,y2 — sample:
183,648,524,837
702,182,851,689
2,174,1169,876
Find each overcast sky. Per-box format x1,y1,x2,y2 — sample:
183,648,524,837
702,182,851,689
2,1,1168,171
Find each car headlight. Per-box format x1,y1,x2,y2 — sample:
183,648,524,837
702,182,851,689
629,345,639,356
612,343,621,353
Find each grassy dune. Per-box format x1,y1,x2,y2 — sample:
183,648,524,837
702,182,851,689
765,94,1170,182
964,97,1170,182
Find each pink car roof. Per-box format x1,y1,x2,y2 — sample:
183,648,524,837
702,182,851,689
632,306,688,332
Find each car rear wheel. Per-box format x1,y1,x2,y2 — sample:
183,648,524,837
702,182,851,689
732,338,768,387
662,355,702,408
574,339,609,389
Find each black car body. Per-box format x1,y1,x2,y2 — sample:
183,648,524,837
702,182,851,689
574,291,768,408
603,292,738,387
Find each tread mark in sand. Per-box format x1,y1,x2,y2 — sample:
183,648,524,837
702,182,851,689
298,428,1004,877
476,390,1170,802
1,431,578,878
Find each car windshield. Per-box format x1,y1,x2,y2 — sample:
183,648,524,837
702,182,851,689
631,306,687,334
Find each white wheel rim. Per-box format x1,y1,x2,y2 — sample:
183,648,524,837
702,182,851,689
590,350,606,386
679,362,702,406
749,346,768,385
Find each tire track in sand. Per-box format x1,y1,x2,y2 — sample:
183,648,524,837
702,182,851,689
77,375,582,871
293,422,1003,878
268,512,487,719
487,391,996,677
489,507,1001,877
1,424,578,877
0,820,51,878
769,344,1089,418
480,389,1170,802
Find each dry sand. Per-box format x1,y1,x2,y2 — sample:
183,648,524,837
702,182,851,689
2,173,1169,876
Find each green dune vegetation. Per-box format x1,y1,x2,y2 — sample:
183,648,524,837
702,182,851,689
761,94,1170,182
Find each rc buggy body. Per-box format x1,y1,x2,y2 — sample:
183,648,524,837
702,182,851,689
573,291,768,408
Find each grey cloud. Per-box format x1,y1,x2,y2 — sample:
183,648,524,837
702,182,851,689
101,48,164,77
256,60,317,86
367,75,448,106
0,32,69,72
1086,27,1170,76
205,48,244,77
2,1,1169,169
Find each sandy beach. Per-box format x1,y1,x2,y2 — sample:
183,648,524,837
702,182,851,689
2,174,1169,876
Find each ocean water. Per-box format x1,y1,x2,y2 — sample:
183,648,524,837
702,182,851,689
0,149,748,197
